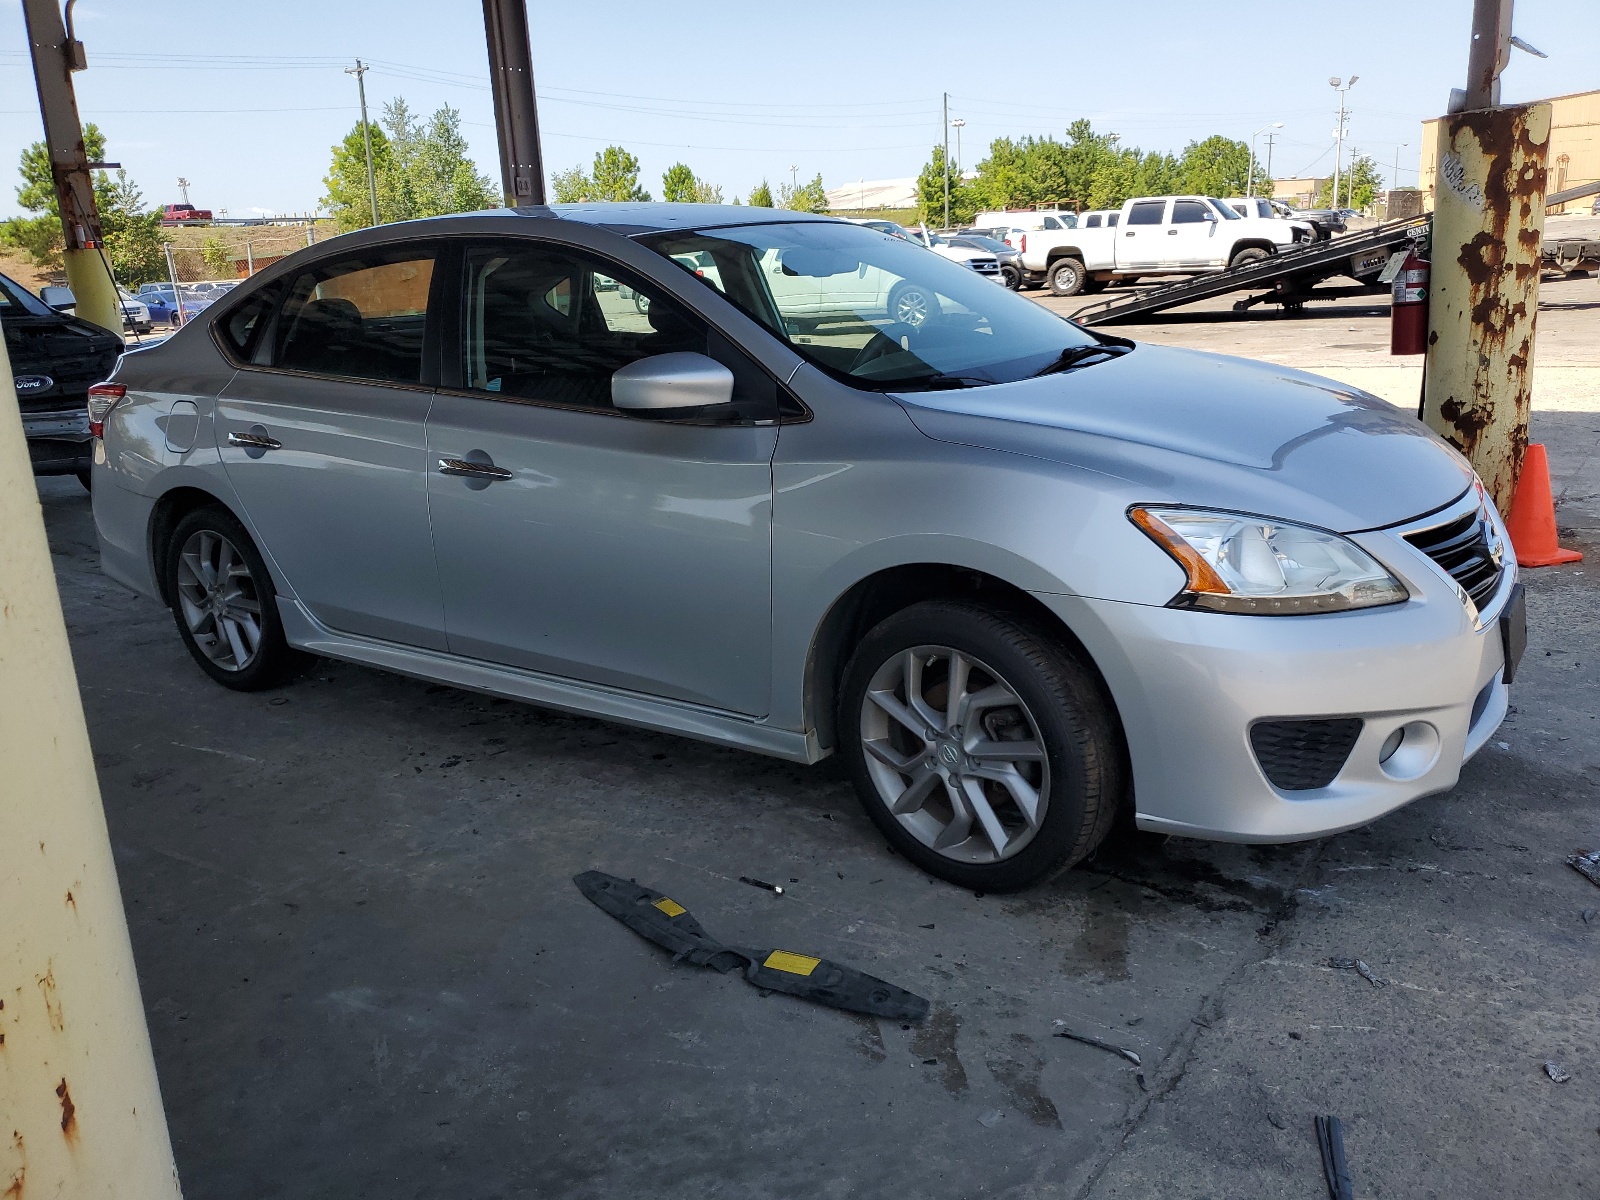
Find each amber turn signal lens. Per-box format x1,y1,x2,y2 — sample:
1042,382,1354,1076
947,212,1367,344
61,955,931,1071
1129,507,1231,595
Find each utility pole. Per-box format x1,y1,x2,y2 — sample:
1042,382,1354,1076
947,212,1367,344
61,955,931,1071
942,92,950,231
345,59,379,226
19,0,119,337
789,164,799,192
482,0,546,205
1329,75,1357,209
1421,0,1550,511
1392,142,1408,192
1263,131,1277,187
952,117,965,179
1248,122,1283,198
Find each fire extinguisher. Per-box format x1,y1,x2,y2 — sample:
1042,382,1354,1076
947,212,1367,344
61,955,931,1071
1390,247,1429,355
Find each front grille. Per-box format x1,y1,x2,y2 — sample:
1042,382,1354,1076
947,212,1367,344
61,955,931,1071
1250,718,1363,791
1404,503,1503,611
968,258,1000,274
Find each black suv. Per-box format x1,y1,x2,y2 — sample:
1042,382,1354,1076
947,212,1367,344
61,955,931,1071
1,271,122,488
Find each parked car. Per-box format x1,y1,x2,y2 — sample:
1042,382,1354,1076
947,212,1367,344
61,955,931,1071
89,204,1523,892
162,203,212,225
136,283,207,325
1,271,122,489
944,234,1024,288
1283,206,1347,240
1222,197,1318,242
1020,195,1314,295
973,209,1077,233
846,221,1007,292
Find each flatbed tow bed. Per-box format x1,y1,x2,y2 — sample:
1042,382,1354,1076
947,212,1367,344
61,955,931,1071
1072,216,1430,326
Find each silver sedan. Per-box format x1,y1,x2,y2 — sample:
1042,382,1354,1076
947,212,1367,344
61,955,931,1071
88,204,1524,891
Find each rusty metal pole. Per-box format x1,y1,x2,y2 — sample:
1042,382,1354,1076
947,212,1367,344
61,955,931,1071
1420,0,1549,512
20,0,121,338
482,0,546,207
0,338,183,1197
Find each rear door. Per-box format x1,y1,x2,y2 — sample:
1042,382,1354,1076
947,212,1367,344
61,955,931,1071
214,245,448,649
1119,199,1169,269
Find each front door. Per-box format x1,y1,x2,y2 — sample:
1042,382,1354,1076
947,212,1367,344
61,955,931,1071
425,240,778,715
1119,199,1169,269
1164,198,1220,267
216,247,447,649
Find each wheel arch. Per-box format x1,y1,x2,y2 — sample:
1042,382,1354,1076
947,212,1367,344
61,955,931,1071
147,485,241,605
804,562,1122,756
1229,239,1277,258
1044,246,1086,265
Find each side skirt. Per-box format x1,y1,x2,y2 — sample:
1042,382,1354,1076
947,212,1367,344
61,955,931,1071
277,598,824,765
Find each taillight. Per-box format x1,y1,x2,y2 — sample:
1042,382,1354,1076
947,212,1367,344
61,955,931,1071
86,382,126,438
1019,234,1027,254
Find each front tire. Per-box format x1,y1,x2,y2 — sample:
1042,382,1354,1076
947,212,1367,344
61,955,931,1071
1048,258,1087,296
887,281,935,328
165,507,304,690
1229,247,1271,270
838,602,1125,891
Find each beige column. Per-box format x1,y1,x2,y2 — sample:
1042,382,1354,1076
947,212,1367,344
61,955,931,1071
0,340,181,1196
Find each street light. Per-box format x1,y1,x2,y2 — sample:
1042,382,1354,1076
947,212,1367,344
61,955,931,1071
1247,122,1283,198
1329,75,1357,212
1392,142,1409,193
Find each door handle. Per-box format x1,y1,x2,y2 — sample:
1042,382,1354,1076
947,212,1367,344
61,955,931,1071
438,457,512,481
227,430,281,450
1167,229,1179,235
1124,231,1135,237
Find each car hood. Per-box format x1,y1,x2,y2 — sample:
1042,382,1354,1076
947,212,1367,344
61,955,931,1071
891,343,1474,532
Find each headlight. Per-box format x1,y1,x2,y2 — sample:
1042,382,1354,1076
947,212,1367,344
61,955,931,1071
1129,507,1409,615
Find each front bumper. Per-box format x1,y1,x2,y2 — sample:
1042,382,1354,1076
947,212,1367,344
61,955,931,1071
1033,497,1519,843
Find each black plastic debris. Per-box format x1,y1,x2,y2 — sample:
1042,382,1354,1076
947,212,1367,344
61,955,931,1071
1052,1024,1142,1065
1328,957,1386,987
573,871,929,1021
1315,1115,1355,1200
1545,1061,1571,1083
739,876,784,895
1568,849,1600,888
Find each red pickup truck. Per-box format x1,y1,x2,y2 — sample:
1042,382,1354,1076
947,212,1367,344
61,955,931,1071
161,203,212,225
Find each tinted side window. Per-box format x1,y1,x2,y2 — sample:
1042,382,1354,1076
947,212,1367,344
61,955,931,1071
273,252,434,383
218,284,281,361
1126,201,1166,226
1042,216,1062,230
1171,200,1211,224
1107,212,1119,227
1084,214,1101,228
461,243,707,413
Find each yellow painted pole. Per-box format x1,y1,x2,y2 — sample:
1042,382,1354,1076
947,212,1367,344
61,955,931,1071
0,340,182,1196
1419,101,1550,513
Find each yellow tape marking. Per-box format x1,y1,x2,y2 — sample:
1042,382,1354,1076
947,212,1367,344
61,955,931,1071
652,897,686,918
764,950,821,976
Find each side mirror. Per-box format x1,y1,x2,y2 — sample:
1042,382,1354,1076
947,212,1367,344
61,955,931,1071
40,285,75,311
612,352,735,412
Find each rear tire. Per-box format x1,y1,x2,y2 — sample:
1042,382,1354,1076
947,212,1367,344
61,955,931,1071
1229,247,1271,270
1079,278,1109,295
1000,264,1022,290
1048,258,1087,297
164,506,305,691
837,601,1125,891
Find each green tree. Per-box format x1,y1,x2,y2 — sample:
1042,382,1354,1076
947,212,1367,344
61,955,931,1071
1317,154,1384,210
1176,135,1264,198
322,99,495,230
201,235,233,277
589,146,650,202
692,179,724,204
778,172,829,214
1,124,106,269
661,162,698,203
915,146,977,225
322,123,393,230
748,180,774,207
98,171,167,285
551,164,591,203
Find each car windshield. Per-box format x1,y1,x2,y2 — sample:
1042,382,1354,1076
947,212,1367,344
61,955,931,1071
0,272,56,317
642,221,1101,391
1208,199,1243,220
955,235,1010,253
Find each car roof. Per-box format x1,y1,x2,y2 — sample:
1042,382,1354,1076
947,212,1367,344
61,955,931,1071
535,202,835,236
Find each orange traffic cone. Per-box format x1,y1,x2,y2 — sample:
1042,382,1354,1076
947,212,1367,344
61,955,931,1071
1505,443,1582,567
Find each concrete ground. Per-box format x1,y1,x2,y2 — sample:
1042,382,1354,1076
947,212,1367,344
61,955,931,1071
37,273,1600,1198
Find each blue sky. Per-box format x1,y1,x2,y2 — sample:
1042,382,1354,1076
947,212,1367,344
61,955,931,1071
1,0,1594,219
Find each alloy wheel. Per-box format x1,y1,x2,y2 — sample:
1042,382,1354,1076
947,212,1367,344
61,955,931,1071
892,286,931,328
175,529,265,672
858,645,1051,864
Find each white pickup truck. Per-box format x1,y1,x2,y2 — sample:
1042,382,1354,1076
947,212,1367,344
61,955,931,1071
1014,195,1314,295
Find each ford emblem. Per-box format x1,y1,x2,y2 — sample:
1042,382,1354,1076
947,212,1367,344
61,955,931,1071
14,375,54,393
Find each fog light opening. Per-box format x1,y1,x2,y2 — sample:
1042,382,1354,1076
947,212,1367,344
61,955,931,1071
1378,721,1441,781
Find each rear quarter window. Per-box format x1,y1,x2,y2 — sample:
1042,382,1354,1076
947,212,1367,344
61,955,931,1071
216,285,281,361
